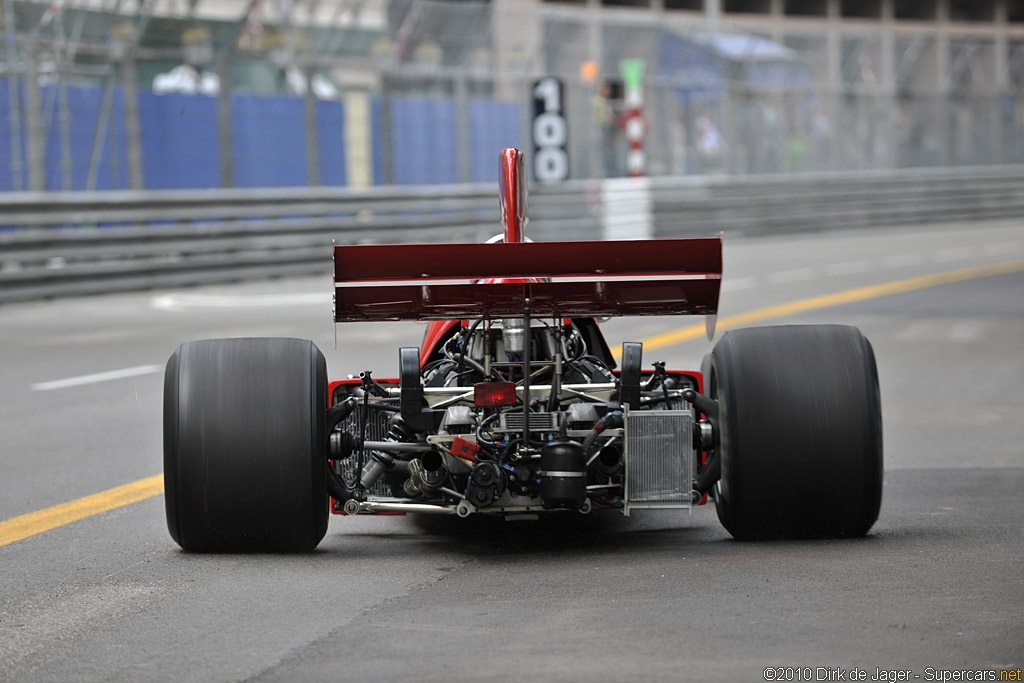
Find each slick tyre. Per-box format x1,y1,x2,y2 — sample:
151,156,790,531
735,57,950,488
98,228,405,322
710,325,882,540
164,338,329,552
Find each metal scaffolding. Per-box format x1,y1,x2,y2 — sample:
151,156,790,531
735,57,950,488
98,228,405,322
1,0,1023,190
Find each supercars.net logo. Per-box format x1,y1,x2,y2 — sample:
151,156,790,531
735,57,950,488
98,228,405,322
762,668,1022,682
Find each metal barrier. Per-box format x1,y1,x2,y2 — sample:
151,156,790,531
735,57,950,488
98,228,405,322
0,184,498,302
2,165,1023,304
650,165,1024,237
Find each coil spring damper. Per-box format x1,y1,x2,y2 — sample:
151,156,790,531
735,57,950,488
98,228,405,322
540,437,586,509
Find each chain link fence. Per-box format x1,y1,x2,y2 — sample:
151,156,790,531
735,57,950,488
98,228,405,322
1,0,1023,192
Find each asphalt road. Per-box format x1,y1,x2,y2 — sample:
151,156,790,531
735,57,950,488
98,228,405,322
1,219,1022,682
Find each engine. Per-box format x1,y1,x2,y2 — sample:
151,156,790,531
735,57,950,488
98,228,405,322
328,316,702,519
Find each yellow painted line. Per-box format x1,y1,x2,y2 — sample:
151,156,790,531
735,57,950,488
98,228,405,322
0,474,163,548
4,259,1024,548
617,259,1024,358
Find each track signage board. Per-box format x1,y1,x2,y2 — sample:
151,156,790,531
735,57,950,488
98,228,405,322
532,76,569,184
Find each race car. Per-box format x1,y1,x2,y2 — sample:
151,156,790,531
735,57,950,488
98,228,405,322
163,148,882,552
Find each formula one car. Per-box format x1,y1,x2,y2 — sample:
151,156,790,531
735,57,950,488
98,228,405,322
163,148,882,552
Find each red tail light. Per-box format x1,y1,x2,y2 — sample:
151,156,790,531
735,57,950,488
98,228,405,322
474,381,517,407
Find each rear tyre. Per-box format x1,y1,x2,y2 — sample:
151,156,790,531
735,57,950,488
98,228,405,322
710,325,882,540
164,338,329,552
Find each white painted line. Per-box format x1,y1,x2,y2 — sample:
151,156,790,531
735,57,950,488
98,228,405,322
948,322,982,344
768,268,815,284
933,246,972,262
826,260,872,276
882,253,925,268
895,321,932,343
982,241,1020,256
31,365,163,391
151,292,330,312
895,321,983,344
721,276,755,292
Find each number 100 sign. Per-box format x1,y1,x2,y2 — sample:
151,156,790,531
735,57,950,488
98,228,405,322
532,77,569,184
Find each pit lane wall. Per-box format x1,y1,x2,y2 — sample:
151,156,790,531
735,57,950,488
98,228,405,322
1,164,1023,303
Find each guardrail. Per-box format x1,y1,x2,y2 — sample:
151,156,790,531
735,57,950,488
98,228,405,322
649,165,1024,237
2,165,1023,304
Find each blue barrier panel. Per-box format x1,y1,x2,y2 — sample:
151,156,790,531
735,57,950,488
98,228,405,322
2,80,527,192
389,96,457,185
468,99,521,183
231,92,307,188
41,84,67,190
138,90,220,190
59,84,128,191
0,79,27,191
1,81,129,191
316,99,346,186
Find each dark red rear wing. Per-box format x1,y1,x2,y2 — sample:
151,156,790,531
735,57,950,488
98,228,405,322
333,237,722,322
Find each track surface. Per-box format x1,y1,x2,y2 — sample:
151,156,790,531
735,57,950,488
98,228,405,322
1,220,1022,681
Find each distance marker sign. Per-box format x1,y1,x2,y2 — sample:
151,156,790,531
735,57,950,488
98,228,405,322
532,77,569,184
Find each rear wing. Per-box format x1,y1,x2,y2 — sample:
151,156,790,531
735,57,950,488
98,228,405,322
332,236,722,322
